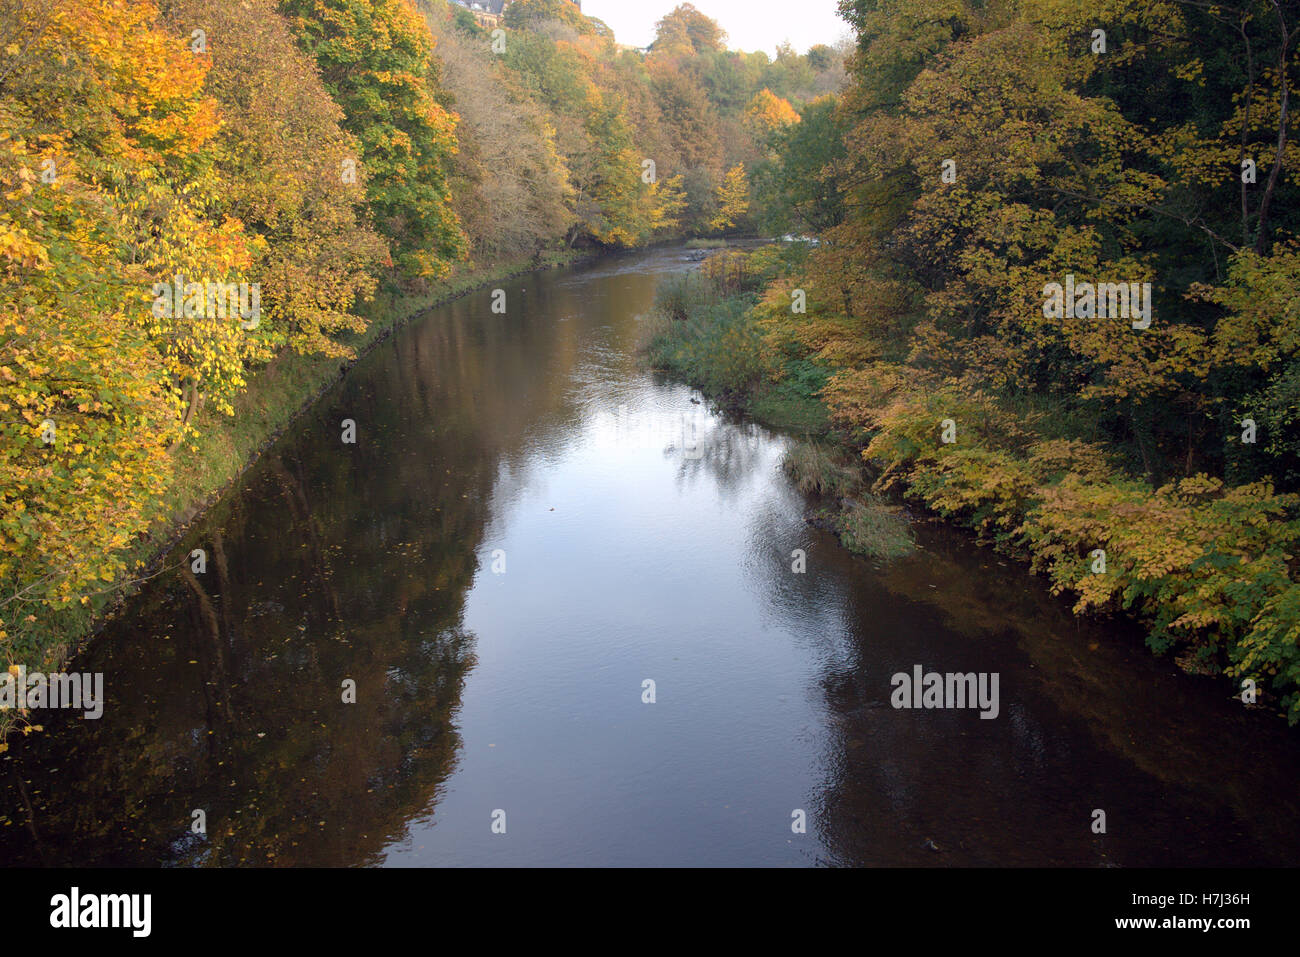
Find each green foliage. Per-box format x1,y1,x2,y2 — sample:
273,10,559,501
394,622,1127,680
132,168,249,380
166,0,386,359
505,0,594,35
838,497,915,561
734,0,1300,719
783,439,860,497
753,94,848,233
750,357,831,433
646,283,766,398
279,0,468,277
452,6,481,35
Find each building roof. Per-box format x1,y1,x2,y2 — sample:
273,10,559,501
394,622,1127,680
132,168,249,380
450,0,508,14
450,0,583,17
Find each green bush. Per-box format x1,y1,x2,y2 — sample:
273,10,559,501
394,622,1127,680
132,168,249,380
782,439,860,497
839,498,915,561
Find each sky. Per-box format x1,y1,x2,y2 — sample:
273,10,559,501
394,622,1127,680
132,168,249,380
578,1,852,57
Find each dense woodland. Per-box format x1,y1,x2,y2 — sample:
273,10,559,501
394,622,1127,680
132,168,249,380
4,0,1300,736
655,0,1300,722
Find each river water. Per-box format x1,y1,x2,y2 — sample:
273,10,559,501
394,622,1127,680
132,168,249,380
3,246,1298,867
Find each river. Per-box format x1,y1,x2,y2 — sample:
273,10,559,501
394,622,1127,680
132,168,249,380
2,246,1298,867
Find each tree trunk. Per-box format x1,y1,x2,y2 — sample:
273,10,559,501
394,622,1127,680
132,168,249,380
1254,9,1293,253
168,380,200,453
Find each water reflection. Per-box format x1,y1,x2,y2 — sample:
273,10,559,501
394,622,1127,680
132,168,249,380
1,248,1297,868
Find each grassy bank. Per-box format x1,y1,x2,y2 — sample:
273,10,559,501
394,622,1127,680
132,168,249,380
642,248,829,434
642,247,914,565
1,250,578,743
643,247,1300,725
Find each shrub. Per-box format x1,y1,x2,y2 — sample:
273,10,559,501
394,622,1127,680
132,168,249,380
783,439,860,497
839,498,914,561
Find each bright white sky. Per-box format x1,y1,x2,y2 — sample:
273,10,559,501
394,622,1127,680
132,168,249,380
579,1,852,56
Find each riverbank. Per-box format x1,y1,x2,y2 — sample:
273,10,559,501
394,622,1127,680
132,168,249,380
156,250,583,538
0,250,581,743
643,246,1300,727
641,246,916,565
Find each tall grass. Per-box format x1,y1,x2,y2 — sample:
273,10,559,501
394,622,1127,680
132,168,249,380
783,438,914,560
782,439,860,497
838,498,915,561
644,278,766,400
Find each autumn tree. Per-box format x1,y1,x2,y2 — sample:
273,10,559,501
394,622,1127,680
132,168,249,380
745,87,800,134
164,0,386,358
420,1,575,260
709,164,749,233
279,0,467,277
652,4,727,58
0,0,261,677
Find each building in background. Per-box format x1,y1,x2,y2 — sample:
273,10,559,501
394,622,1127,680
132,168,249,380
447,1,582,31
449,0,508,29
